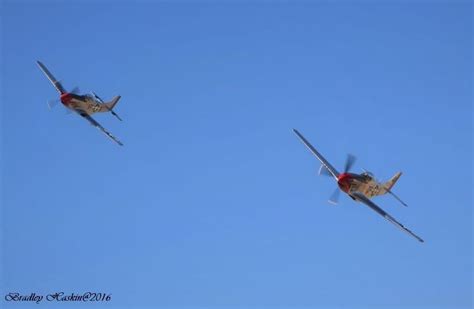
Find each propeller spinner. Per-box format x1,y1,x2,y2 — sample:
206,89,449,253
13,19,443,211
328,154,356,205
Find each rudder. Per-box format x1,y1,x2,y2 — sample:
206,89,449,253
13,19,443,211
104,95,121,110
99,95,123,121
384,172,402,190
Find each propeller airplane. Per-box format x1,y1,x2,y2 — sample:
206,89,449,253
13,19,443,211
293,129,424,243
37,61,124,146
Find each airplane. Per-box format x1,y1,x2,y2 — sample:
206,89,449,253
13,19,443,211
37,61,124,146
293,129,424,243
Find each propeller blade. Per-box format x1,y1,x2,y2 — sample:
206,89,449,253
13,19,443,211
47,99,60,110
328,187,341,205
344,154,356,173
318,165,332,177
70,87,80,94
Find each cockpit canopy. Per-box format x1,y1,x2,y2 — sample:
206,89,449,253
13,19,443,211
361,171,374,179
83,93,101,103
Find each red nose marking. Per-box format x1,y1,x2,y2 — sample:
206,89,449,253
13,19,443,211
60,93,72,105
337,173,353,193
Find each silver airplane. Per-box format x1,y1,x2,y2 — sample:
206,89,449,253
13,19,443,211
293,129,424,243
37,61,123,146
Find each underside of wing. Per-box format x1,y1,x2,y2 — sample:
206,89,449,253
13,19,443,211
37,61,67,94
351,191,424,243
80,114,123,146
293,129,340,180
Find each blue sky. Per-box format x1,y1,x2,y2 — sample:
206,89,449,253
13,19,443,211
1,1,472,308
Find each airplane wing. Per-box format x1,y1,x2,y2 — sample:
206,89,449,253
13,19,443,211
293,129,340,180
36,61,67,94
351,191,424,243
80,113,124,146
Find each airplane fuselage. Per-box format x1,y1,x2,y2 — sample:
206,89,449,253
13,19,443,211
337,173,385,199
60,93,102,115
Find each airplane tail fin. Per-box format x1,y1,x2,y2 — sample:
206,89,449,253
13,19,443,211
383,172,408,207
384,172,402,190
102,96,122,121
104,95,121,110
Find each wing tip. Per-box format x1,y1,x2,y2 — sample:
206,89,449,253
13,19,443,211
292,128,302,138
415,234,424,243
36,60,45,67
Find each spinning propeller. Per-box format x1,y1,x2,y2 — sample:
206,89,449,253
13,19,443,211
320,154,356,205
47,87,80,110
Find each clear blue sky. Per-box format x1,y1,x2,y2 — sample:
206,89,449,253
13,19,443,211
2,1,472,308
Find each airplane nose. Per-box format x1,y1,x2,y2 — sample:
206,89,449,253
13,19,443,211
60,93,71,104
337,173,352,193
